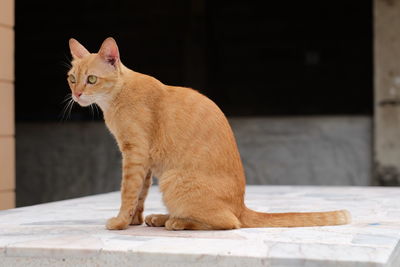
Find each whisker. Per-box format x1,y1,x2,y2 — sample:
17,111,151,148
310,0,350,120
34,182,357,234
60,54,72,70
66,99,74,121
60,61,72,69
90,104,94,120
62,99,73,121
67,99,74,120
94,103,101,118
61,94,72,104
60,99,73,121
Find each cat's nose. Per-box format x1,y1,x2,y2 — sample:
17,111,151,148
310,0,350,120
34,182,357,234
74,92,82,98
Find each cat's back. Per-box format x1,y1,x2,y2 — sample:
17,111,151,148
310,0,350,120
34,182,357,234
155,83,240,161
161,84,227,128
127,71,216,116
123,73,233,145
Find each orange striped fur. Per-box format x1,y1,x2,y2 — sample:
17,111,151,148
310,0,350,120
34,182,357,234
67,38,351,230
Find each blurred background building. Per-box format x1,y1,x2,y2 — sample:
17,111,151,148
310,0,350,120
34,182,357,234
1,0,399,208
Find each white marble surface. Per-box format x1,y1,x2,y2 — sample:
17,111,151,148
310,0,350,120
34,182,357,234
0,186,399,266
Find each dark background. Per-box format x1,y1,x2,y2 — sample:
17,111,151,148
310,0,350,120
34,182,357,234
15,0,372,121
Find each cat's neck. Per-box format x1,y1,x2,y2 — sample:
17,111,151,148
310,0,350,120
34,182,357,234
95,64,130,113
96,96,111,112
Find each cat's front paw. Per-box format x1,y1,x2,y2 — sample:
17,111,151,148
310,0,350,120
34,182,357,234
130,211,143,225
106,216,130,230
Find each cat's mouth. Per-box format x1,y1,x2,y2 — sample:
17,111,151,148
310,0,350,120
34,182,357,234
72,95,92,107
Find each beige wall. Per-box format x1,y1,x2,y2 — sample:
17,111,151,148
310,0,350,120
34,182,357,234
0,0,15,209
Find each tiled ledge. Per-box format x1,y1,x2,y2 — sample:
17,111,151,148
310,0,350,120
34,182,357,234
0,186,399,266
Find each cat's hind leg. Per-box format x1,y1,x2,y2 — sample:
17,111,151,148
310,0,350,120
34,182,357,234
131,171,152,225
159,172,242,230
145,214,170,227
164,212,240,231
165,217,211,230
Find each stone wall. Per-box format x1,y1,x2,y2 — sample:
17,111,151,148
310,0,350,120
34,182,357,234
231,117,371,185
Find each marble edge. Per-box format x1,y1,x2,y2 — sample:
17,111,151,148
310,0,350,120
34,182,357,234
4,185,399,212
0,246,391,267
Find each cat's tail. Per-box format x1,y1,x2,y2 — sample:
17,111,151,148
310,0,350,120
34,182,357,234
239,207,351,228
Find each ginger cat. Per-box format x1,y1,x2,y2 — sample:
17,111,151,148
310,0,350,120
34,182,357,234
67,37,351,230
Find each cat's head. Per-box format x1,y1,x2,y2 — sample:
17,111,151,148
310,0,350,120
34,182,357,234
67,37,121,107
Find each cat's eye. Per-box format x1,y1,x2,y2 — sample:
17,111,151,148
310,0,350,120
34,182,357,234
87,75,97,84
69,74,76,83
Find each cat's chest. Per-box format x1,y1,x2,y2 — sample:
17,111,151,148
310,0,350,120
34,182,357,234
103,112,131,143
103,111,145,144
103,115,118,136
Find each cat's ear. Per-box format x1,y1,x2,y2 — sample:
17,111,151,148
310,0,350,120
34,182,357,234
98,37,119,66
69,38,90,59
